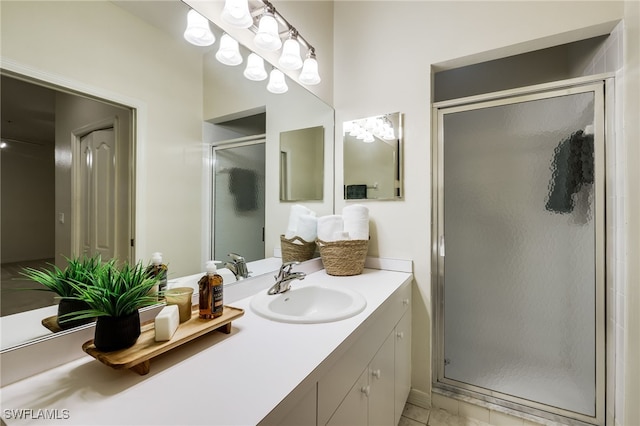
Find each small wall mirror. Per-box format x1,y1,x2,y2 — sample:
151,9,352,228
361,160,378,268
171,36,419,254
279,125,325,201
343,112,403,200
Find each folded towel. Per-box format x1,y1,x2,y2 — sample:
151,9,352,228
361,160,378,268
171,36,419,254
296,215,318,242
317,215,344,242
285,204,316,239
343,205,369,240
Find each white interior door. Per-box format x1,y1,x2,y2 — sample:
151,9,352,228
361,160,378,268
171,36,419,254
79,128,116,259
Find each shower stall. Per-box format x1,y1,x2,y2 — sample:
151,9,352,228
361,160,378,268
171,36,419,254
432,78,608,425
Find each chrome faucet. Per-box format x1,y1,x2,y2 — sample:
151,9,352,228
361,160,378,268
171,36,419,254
225,253,249,280
268,261,306,295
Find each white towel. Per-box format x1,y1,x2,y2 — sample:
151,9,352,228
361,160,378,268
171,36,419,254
285,204,317,239
343,204,369,240
317,215,344,242
296,215,318,242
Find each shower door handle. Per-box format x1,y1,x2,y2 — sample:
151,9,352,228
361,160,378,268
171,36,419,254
439,236,445,257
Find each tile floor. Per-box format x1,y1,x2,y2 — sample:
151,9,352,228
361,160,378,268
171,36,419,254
400,403,493,426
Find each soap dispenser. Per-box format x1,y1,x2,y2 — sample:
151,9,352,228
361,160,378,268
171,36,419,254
147,252,168,300
198,261,224,319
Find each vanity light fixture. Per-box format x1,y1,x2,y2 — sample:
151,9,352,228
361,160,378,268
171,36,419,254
216,33,243,66
221,0,253,28
254,8,282,51
298,49,321,85
278,30,303,70
244,53,268,81
184,9,215,47
267,68,288,94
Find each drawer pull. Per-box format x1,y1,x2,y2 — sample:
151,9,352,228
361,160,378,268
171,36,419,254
361,385,370,396
371,369,381,379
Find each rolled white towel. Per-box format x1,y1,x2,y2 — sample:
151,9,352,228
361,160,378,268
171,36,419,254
343,204,369,240
287,204,315,233
317,215,344,242
333,231,350,240
296,215,318,242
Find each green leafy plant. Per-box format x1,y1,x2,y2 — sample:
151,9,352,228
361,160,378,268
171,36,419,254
62,259,161,320
20,254,104,298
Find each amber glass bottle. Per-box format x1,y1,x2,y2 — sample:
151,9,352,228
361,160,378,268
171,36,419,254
198,261,224,319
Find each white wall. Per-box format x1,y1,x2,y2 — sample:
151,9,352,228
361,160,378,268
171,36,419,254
1,1,204,277
333,2,637,424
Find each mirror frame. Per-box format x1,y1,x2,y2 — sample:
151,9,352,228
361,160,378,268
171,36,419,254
343,112,404,201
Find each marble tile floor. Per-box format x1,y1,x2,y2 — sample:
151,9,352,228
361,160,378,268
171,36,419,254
400,403,493,426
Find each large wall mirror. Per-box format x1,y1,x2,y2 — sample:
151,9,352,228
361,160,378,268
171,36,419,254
0,0,334,352
343,112,403,200
279,126,324,201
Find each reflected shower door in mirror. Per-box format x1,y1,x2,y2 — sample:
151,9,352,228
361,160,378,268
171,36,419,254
343,112,403,200
280,126,324,201
212,139,265,264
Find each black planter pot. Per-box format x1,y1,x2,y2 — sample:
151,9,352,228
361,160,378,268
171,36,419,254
57,298,95,330
94,310,141,352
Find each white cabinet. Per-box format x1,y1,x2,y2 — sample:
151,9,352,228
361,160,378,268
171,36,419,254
394,311,411,425
326,368,369,426
318,281,411,426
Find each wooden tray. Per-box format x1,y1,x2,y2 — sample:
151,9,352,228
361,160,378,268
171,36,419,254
41,315,62,333
82,305,244,375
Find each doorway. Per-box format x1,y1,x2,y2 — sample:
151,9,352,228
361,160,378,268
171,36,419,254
432,79,607,424
0,73,134,317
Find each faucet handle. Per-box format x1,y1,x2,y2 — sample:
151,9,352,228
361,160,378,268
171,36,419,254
228,252,245,262
281,261,300,273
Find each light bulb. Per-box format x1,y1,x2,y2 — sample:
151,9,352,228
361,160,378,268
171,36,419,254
243,53,268,81
184,9,215,47
299,54,321,85
221,0,253,29
363,132,375,143
267,69,288,94
254,14,282,51
278,38,303,70
216,34,243,66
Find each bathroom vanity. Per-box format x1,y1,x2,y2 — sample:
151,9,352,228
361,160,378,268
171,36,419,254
0,264,412,425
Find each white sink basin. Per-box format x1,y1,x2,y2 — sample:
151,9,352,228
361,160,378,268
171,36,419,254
250,285,367,324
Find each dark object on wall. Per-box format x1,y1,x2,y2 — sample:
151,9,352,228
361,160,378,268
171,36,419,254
229,167,258,212
546,129,594,214
345,184,367,200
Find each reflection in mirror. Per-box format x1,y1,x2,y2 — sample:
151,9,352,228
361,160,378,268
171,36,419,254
0,0,334,352
343,113,403,200
280,126,324,201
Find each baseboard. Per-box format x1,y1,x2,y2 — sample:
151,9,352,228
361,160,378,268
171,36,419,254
407,388,431,409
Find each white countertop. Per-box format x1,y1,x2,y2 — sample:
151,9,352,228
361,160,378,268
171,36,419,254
0,268,411,426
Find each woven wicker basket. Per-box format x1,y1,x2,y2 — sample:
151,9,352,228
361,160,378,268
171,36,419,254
316,239,369,276
280,235,316,263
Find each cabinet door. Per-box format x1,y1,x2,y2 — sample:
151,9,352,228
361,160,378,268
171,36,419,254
394,311,411,425
326,368,369,426
369,331,395,426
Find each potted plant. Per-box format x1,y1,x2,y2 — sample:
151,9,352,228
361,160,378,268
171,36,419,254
63,259,161,352
20,254,103,330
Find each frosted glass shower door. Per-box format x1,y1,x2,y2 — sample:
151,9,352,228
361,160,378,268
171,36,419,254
213,141,265,262
437,84,604,422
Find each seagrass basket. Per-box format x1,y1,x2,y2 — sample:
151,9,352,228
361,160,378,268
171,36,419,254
280,235,316,263
316,239,369,276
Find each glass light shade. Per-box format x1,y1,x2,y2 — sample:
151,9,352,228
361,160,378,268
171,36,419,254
363,132,375,143
267,69,288,94
184,10,215,47
243,53,268,81
216,34,243,66
221,0,253,29
254,14,282,51
299,56,321,85
278,38,303,70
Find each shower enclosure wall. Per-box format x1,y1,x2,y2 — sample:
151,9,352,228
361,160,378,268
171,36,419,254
432,77,607,425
